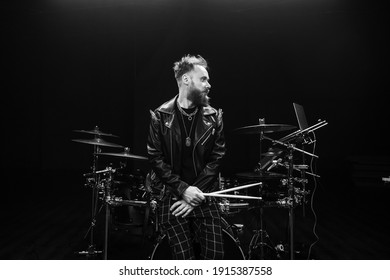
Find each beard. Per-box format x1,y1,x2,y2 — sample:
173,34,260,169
188,84,210,107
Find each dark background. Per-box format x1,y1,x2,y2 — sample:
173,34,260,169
1,0,389,260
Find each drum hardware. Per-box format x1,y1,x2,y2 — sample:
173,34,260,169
218,200,250,215
88,166,144,259
250,134,311,259
218,175,250,215
263,135,318,159
234,119,296,175
294,177,308,185
276,119,327,217
72,128,150,259
268,159,319,179
247,206,280,260
278,119,328,143
72,128,123,259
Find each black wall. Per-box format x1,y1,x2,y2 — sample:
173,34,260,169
3,0,389,185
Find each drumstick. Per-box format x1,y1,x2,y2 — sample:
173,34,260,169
203,193,262,200
213,182,262,194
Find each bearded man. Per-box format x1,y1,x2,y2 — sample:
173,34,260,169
147,54,226,259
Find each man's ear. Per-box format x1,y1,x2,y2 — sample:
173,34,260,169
182,73,190,85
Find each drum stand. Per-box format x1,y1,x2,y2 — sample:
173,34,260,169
263,136,318,259
247,206,281,260
77,145,103,258
286,145,295,260
247,118,280,259
102,167,116,260
247,144,296,260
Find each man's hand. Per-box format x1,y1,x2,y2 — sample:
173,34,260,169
182,186,205,207
170,200,194,218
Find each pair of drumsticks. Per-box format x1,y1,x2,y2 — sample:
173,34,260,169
203,182,263,200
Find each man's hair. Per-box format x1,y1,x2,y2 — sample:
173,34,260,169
173,54,208,80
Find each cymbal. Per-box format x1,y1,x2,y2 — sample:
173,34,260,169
235,171,287,180
261,151,281,156
234,124,296,134
73,126,118,137
72,138,123,148
94,148,148,161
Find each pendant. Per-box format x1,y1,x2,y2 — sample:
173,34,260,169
188,116,192,121
185,137,191,147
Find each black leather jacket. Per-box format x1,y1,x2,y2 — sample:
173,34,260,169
147,95,226,200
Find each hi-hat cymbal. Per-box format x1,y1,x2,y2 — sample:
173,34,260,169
94,148,148,161
72,138,123,148
235,171,287,180
73,126,118,137
234,124,296,134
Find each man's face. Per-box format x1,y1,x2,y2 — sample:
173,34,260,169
187,65,211,107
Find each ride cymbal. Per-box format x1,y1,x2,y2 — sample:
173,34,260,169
94,147,148,161
72,138,123,148
73,126,118,137
234,124,296,134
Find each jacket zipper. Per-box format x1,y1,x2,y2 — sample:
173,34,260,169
192,125,213,177
201,128,215,146
170,128,173,170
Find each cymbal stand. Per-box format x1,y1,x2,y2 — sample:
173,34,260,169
247,205,280,260
257,118,265,173
263,136,317,260
102,167,116,260
300,139,307,217
286,144,295,260
77,144,103,258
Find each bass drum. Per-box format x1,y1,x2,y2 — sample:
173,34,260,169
149,217,245,260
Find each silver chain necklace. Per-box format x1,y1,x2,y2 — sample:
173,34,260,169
177,101,198,121
177,101,198,147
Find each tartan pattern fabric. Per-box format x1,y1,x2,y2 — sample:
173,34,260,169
159,196,220,224
161,214,224,260
158,196,224,260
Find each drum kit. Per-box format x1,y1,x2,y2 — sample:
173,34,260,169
211,117,327,260
72,126,149,259
71,115,327,260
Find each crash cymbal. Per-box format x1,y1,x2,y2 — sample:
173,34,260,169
94,147,148,161
234,124,296,134
72,138,123,148
235,171,287,180
73,126,118,137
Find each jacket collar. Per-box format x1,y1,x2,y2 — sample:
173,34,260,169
157,95,216,116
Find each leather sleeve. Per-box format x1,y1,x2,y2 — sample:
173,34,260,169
147,110,189,198
193,109,226,192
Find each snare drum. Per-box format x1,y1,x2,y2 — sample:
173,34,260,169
218,177,250,215
149,217,245,260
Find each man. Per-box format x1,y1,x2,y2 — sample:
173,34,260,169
147,54,226,259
